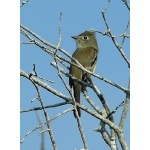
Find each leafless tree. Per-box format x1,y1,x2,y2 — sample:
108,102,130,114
20,0,130,150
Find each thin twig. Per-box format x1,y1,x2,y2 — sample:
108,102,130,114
75,112,88,150
50,108,73,122
20,125,42,144
119,80,130,128
106,101,125,119
20,108,73,144
92,29,130,39
104,0,111,12
20,69,71,102
20,0,29,7
120,19,130,49
86,75,113,121
101,11,130,68
121,0,130,11
32,82,57,150
20,101,72,113
35,111,45,150
83,90,102,115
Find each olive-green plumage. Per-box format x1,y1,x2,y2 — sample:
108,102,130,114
69,31,99,117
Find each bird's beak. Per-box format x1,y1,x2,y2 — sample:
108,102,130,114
71,36,77,40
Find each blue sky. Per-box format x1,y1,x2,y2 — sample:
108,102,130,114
20,0,130,149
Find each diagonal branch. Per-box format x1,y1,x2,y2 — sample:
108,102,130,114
119,80,130,128
20,101,71,113
20,69,71,102
101,11,130,68
30,81,57,150
20,0,29,7
121,0,130,11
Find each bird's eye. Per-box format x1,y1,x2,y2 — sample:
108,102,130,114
83,36,88,40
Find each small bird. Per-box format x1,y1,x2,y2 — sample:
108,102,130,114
69,30,99,117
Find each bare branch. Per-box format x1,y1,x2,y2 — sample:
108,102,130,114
75,111,88,150
121,0,130,11
35,111,45,150
101,11,130,68
31,82,57,150
92,29,130,39
117,130,129,150
106,101,125,119
49,108,73,121
20,69,71,102
88,77,118,150
20,125,40,144
77,103,119,132
83,90,102,115
51,62,129,93
94,125,111,147
20,101,71,113
20,108,73,144
120,19,130,49
30,63,55,83
103,0,111,12
20,0,29,7
119,80,130,128
86,76,113,121
20,24,73,59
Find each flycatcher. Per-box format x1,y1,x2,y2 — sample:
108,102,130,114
69,30,99,117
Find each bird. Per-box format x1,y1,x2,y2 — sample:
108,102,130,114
69,30,99,117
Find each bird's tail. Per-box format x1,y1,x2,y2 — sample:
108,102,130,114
73,83,81,117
